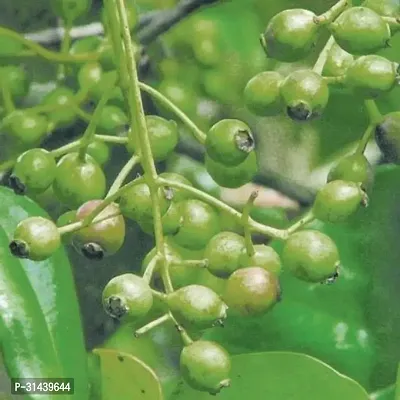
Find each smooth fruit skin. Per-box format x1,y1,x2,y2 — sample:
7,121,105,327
322,43,354,77
204,231,246,278
313,180,365,223
10,217,61,261
167,285,228,328
328,153,373,191
329,7,390,55
70,36,102,55
118,183,170,222
173,199,220,250
127,116,179,161
345,55,398,98
205,152,258,188
51,0,92,23
78,62,103,91
87,140,110,166
280,70,329,121
224,267,280,316
53,152,106,209
238,244,282,275
42,86,76,127
244,71,283,116
180,341,231,394
0,66,29,100
10,149,56,195
282,230,340,283
362,0,400,17
97,105,128,134
72,200,125,259
375,112,400,163
3,111,49,148
205,119,255,166
102,273,153,320
261,9,319,62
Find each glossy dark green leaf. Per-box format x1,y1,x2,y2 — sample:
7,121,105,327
0,186,88,399
170,352,369,400
91,348,163,400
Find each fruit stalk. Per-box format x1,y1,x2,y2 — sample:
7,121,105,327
313,36,336,75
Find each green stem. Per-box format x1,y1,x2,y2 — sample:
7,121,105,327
143,255,160,283
174,259,209,268
157,177,287,240
315,0,349,25
1,85,15,114
78,77,116,160
355,124,375,155
323,75,345,85
108,0,172,293
364,99,382,124
382,16,400,32
134,314,170,338
0,26,98,63
50,140,81,158
286,210,315,236
94,134,128,144
107,154,140,196
139,82,207,144
242,191,258,257
355,100,382,154
313,35,336,75
168,312,193,346
57,23,72,81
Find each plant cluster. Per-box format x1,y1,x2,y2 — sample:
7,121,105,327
1,0,400,396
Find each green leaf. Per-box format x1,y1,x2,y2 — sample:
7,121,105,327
0,186,88,399
169,352,369,400
370,384,396,400
91,348,164,400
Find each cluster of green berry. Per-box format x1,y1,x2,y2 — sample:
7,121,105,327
2,0,400,395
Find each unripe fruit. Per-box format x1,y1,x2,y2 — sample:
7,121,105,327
167,284,228,328
97,105,128,134
205,119,255,167
87,140,110,166
158,172,193,202
375,112,400,163
51,0,91,23
0,65,29,100
329,7,390,55
9,217,60,261
313,180,366,223
322,43,354,77
345,55,398,98
53,152,106,209
328,153,373,191
244,71,283,116
204,231,246,278
205,152,258,188
223,267,280,316
362,0,400,18
72,200,125,260
280,70,329,121
282,230,340,283
238,244,282,275
42,86,76,127
260,9,320,62
173,199,220,250
102,273,153,320
78,62,103,91
180,341,231,394
10,148,56,195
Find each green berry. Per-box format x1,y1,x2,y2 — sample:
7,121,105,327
51,0,91,23
0,65,29,100
204,231,246,278
244,71,283,116
362,0,400,17
87,140,110,166
119,182,170,222
102,273,153,320
205,151,258,188
282,230,340,283
192,38,221,67
238,244,282,275
42,86,77,128
280,70,329,121
72,200,125,260
345,55,398,99
158,172,193,202
10,148,56,195
78,62,103,91
223,267,280,316
127,116,179,161
56,210,77,244
97,105,128,134
313,180,366,223
90,70,124,103
205,119,255,166
260,9,320,62
9,216,61,261
180,341,231,394
375,112,400,163
329,7,390,55
53,152,106,209
327,153,373,191
322,43,354,77
167,284,228,328
70,36,102,55
3,111,49,148
173,199,220,251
